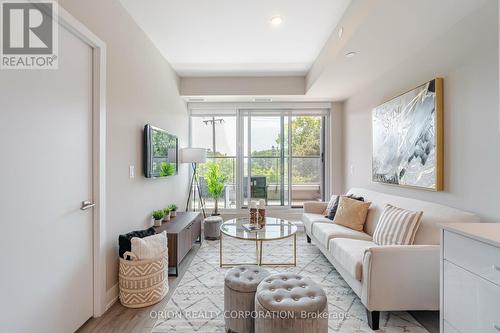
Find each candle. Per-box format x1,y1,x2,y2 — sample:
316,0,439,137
258,200,266,227
249,201,258,224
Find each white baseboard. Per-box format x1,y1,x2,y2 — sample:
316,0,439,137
105,283,119,311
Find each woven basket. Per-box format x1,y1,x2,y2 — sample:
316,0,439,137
118,250,169,308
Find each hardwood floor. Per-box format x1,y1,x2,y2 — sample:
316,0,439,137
76,243,201,333
78,242,440,333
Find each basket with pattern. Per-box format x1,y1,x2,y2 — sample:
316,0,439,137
118,250,169,308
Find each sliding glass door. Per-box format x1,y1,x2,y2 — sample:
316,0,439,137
190,108,327,210
240,110,324,208
242,112,289,207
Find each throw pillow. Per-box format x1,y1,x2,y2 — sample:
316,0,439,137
118,227,156,259
131,231,168,260
326,194,365,220
325,196,340,220
323,195,338,215
332,196,371,231
373,204,423,245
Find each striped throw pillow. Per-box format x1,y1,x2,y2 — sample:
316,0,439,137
373,204,423,245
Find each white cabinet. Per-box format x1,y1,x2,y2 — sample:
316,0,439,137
441,224,500,333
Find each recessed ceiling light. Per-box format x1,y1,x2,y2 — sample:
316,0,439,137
345,51,357,58
270,16,283,27
338,27,344,38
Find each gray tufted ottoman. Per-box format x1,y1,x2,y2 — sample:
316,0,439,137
204,215,223,240
254,273,328,333
224,265,270,333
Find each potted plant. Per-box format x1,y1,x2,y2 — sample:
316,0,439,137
159,162,176,177
205,161,226,216
169,204,178,217
152,210,164,227
162,208,171,222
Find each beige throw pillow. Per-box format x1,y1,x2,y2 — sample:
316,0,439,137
332,196,371,231
131,231,167,260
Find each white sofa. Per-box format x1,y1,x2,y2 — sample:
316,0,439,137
302,188,479,330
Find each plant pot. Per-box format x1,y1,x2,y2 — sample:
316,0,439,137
154,219,162,227
163,215,170,222
171,210,177,217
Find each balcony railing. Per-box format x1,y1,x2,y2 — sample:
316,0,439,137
193,156,322,209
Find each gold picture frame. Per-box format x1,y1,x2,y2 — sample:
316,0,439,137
372,78,443,191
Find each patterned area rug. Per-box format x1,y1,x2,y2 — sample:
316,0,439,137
151,233,428,332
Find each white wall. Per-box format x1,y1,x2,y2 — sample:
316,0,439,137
181,76,305,96
330,102,344,195
341,0,500,222
58,0,189,293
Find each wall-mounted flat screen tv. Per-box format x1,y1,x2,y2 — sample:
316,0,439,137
143,124,178,178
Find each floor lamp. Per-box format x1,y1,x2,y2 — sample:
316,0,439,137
181,148,207,218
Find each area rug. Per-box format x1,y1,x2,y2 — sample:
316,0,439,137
151,233,428,332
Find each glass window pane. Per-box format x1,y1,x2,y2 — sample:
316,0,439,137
291,116,323,207
251,117,281,157
214,117,236,156
191,115,237,212
291,116,321,156
191,117,213,153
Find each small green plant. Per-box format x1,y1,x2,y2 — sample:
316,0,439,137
152,210,164,220
205,161,226,215
168,204,177,212
163,207,171,216
159,162,175,177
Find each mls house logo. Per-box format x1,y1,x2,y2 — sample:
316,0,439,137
1,0,58,69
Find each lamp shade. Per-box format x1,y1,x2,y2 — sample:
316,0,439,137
180,147,207,163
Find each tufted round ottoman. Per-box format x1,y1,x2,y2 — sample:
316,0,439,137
204,216,223,240
224,265,270,333
255,273,328,333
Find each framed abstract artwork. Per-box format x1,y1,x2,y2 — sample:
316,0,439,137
372,78,443,191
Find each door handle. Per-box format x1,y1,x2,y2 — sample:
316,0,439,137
493,265,500,272
80,200,96,210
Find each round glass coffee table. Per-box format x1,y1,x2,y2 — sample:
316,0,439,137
219,217,298,268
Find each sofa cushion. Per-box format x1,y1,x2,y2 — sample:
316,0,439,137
329,238,376,281
312,223,372,249
302,213,331,234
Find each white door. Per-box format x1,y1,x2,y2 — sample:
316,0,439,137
0,24,94,333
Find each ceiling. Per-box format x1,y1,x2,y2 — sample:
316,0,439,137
305,0,493,100
120,0,494,102
120,0,352,77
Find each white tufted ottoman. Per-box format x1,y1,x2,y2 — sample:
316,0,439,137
204,216,223,240
254,273,328,333
224,265,270,333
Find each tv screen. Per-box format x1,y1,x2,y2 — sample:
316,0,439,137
143,124,178,178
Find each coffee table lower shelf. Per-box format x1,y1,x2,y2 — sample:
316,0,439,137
219,233,297,268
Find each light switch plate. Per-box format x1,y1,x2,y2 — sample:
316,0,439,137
129,165,135,179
